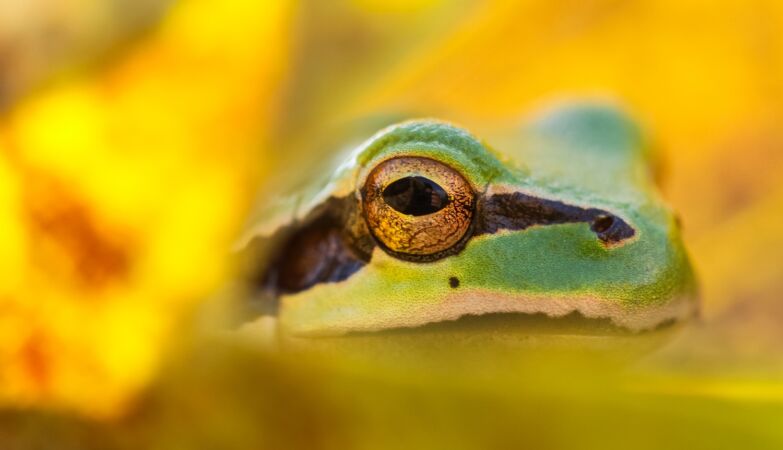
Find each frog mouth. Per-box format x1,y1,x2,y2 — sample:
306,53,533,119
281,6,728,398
276,291,697,338
298,310,683,363
361,310,677,337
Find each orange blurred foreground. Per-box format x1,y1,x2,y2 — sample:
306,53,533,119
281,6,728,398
0,0,291,416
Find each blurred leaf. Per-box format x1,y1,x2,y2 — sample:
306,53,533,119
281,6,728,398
0,0,293,416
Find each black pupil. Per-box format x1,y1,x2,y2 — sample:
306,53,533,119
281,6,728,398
382,176,449,216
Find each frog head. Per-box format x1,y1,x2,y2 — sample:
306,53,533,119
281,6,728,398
238,103,698,340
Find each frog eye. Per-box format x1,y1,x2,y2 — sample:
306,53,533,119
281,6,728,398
362,156,474,259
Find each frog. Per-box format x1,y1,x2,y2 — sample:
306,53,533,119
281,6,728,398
235,102,699,342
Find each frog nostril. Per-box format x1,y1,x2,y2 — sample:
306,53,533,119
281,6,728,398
591,215,615,234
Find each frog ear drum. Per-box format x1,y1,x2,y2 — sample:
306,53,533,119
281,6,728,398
361,156,475,260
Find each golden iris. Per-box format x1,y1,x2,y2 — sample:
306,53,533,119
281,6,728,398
362,156,474,257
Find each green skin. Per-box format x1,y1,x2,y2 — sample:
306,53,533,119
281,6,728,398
244,103,698,337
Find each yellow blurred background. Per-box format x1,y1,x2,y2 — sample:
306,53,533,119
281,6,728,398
0,0,781,448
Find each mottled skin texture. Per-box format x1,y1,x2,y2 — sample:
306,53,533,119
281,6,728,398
243,103,698,336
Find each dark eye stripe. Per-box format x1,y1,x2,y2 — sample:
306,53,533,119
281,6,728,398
382,176,449,216
477,192,635,245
